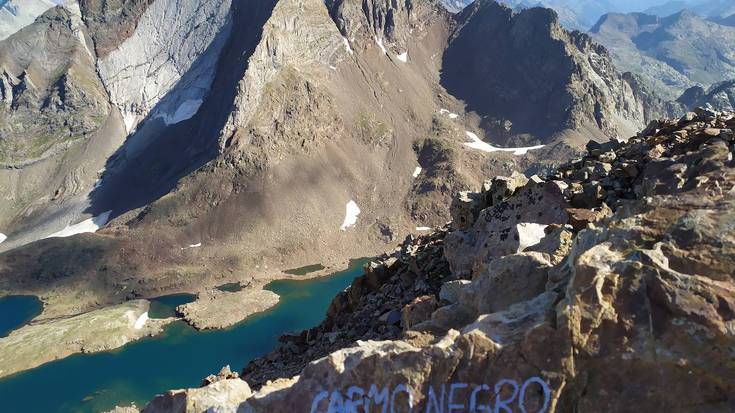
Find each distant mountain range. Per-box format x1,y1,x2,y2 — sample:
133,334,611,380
644,0,735,18
442,0,735,29
590,9,735,100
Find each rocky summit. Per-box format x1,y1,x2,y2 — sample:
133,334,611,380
126,109,735,412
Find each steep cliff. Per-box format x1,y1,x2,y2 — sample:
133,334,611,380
442,1,657,145
134,109,735,413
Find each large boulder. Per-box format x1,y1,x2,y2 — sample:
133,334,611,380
444,179,569,276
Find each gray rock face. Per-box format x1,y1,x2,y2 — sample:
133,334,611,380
590,10,735,100
444,179,569,276
96,0,233,134
142,379,252,413
0,1,129,252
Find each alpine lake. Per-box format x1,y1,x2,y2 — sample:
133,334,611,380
0,259,369,413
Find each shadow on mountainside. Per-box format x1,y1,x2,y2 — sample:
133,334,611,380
85,0,280,221
440,3,575,144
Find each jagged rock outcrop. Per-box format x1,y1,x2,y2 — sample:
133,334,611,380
442,1,655,145
220,0,345,147
134,110,735,412
325,0,439,53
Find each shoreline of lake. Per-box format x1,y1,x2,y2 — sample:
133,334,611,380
0,258,370,413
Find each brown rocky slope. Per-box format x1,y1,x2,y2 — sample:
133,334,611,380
132,108,735,412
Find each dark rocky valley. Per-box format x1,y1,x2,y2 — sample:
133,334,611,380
0,0,733,412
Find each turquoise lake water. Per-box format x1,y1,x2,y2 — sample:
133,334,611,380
0,259,369,413
0,295,43,338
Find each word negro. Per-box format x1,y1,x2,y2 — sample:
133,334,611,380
310,376,551,413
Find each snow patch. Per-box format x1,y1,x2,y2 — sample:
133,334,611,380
517,223,548,251
416,227,431,231
397,51,408,63
340,200,361,231
343,37,354,55
464,131,545,156
412,166,422,178
45,210,112,239
375,37,388,55
329,65,337,71
440,109,459,119
181,242,202,250
158,99,203,126
0,233,6,244
133,312,149,330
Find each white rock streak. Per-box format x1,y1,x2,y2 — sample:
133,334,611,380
133,312,149,330
464,131,545,155
181,242,202,250
62,0,93,59
413,166,423,178
343,37,354,55
397,51,408,63
375,37,388,55
340,200,361,231
0,233,7,244
517,223,548,251
45,210,112,239
416,227,431,231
